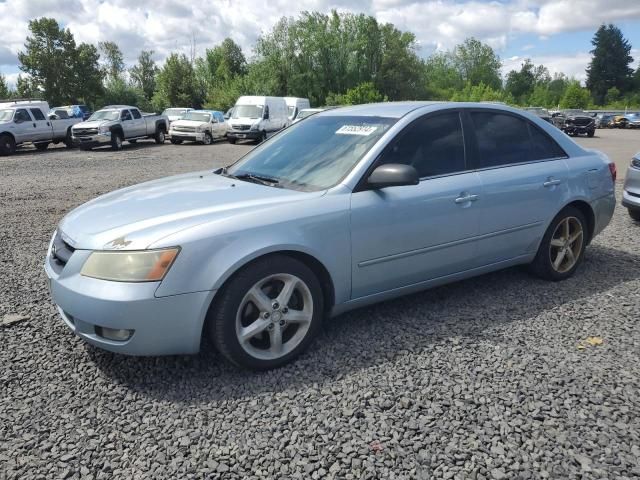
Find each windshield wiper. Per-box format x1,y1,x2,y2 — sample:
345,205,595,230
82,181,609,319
234,173,280,186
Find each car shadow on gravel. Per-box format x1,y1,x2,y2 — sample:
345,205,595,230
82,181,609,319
87,243,640,403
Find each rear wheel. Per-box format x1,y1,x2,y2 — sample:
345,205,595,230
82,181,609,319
208,255,324,370
35,142,49,151
129,139,137,144
0,134,16,156
64,129,74,148
154,129,166,144
628,209,640,222
170,138,183,145
530,206,587,281
111,132,123,151
228,137,237,144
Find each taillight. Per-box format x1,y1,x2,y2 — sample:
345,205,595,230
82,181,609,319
608,163,617,183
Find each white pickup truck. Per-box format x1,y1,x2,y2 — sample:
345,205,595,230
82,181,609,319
0,100,82,155
71,105,169,151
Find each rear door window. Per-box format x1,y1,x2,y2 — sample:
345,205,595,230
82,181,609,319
121,110,132,121
30,108,46,121
470,112,532,168
131,109,142,119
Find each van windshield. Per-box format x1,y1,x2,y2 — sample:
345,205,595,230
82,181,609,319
233,105,263,119
88,110,120,121
226,115,396,191
0,109,14,121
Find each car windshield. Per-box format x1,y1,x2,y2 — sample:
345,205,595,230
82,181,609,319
163,108,188,117
296,110,319,120
0,109,14,121
233,105,263,119
88,110,120,121
226,115,396,191
183,112,211,122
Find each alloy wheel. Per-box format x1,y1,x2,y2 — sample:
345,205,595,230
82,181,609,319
549,216,583,273
235,273,313,361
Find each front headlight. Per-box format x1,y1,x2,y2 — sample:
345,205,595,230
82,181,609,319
196,126,205,133
250,124,259,131
98,126,110,134
80,248,180,282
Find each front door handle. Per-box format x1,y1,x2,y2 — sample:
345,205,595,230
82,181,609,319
455,193,479,204
543,178,562,187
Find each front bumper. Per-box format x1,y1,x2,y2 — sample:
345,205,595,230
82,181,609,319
170,130,205,142
227,130,260,140
44,239,214,356
623,166,640,211
563,124,594,135
73,133,111,148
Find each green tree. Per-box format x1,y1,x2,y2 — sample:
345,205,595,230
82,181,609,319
450,81,514,104
0,72,10,99
424,53,463,100
605,86,621,104
70,43,103,107
130,50,158,100
15,74,39,98
326,81,387,105
586,24,634,104
17,18,77,104
376,23,424,100
101,77,150,110
505,59,550,104
152,53,201,110
452,38,502,90
560,80,591,109
99,41,125,81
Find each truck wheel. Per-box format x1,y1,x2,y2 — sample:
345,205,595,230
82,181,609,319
35,142,49,151
170,138,183,145
64,130,74,148
129,139,137,144
587,129,595,138
155,130,166,144
202,132,213,145
228,137,237,144
0,134,16,156
629,209,640,222
257,131,267,143
111,132,123,151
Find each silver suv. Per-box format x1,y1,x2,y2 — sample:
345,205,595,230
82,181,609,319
622,153,640,221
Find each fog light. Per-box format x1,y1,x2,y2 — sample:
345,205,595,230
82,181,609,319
95,326,134,341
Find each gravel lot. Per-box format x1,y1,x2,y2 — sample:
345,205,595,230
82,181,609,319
2,131,640,479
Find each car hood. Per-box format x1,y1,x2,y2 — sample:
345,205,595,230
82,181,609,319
72,120,113,129
58,171,323,250
171,119,207,128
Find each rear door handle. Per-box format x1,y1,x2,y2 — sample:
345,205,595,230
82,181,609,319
543,178,562,187
455,193,479,204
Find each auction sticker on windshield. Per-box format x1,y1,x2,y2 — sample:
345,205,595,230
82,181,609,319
336,125,378,136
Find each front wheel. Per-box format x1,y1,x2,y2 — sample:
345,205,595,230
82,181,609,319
111,132,123,151
0,134,16,156
587,130,595,137
202,132,213,145
628,209,640,222
228,137,237,144
529,206,587,281
208,255,324,370
170,138,183,145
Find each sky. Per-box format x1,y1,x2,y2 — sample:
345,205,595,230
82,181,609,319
1,0,640,88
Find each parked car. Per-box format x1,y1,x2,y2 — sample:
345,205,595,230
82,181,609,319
224,108,234,120
612,113,640,129
622,152,640,221
292,107,335,124
284,97,311,121
524,107,552,123
55,104,91,120
169,110,228,145
162,108,192,128
227,96,289,144
71,105,168,151
45,102,615,369
595,113,615,128
551,110,595,137
0,100,82,155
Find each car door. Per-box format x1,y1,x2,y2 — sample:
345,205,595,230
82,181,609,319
467,109,570,266
350,110,482,299
29,108,52,141
130,109,146,137
12,109,36,143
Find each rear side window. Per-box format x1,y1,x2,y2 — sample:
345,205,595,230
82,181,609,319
471,111,566,167
121,110,132,121
131,109,142,119
379,111,466,177
15,109,32,122
30,108,46,121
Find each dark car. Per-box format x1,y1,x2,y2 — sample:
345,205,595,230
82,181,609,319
551,110,595,137
524,107,552,124
595,113,615,129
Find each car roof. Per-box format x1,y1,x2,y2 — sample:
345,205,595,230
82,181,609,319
317,101,533,119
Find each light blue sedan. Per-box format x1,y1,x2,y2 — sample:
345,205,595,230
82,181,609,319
45,102,616,369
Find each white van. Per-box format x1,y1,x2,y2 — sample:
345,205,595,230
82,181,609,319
227,96,289,144
284,97,311,121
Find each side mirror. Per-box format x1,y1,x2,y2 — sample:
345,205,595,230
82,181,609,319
48,114,58,120
367,164,419,189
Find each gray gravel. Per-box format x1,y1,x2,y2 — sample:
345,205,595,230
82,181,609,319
2,136,640,479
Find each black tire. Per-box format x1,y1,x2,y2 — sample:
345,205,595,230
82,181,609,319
0,134,16,156
256,131,267,144
529,206,588,281
64,129,74,148
202,132,213,145
154,129,166,144
35,142,49,151
228,137,237,144
628,209,640,222
208,254,324,370
111,132,123,150
587,130,595,137
129,139,137,144
170,138,183,145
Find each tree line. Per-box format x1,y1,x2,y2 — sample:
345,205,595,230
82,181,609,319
1,14,639,112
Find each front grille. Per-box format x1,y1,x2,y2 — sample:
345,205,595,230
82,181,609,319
51,231,76,265
173,126,197,133
233,124,251,131
568,118,593,127
74,128,98,136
